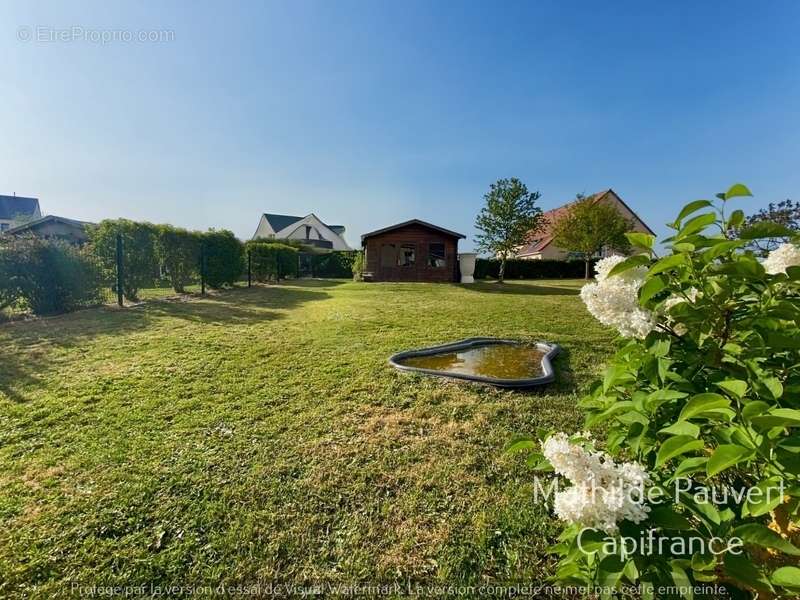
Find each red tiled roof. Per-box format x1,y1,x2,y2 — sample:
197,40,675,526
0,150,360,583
517,191,607,256
516,189,654,256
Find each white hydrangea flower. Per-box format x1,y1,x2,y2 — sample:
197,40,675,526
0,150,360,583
580,255,655,339
542,433,650,534
763,243,800,275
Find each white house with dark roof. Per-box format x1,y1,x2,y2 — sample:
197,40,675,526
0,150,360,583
252,213,352,251
0,195,41,232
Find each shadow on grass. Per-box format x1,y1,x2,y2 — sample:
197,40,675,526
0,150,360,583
0,285,330,401
459,281,581,296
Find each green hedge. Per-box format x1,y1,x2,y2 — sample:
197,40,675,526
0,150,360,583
89,219,159,301
0,237,104,315
474,258,596,279
307,251,358,278
245,241,299,281
203,230,244,288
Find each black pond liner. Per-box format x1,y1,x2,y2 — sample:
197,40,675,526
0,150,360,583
388,337,561,389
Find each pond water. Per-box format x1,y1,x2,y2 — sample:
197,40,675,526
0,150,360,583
398,343,546,379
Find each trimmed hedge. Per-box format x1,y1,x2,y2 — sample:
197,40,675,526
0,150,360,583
89,219,159,301
154,225,201,293
203,230,244,288
307,251,358,278
245,241,299,281
474,258,597,280
0,236,104,315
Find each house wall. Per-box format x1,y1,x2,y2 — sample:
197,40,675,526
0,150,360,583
364,224,459,282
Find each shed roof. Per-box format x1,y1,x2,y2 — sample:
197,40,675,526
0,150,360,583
361,219,466,243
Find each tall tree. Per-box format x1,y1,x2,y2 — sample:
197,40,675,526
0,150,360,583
551,195,633,278
474,178,544,282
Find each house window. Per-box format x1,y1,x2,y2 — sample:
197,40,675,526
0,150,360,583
397,244,415,267
0,223,8,232
428,243,446,267
380,244,396,267
305,225,312,239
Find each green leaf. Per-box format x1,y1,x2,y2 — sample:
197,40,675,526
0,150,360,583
646,389,688,411
677,212,717,239
656,435,704,467
625,232,655,251
727,209,745,229
724,552,774,593
771,566,800,589
649,253,688,276
650,506,693,530
701,240,744,261
734,523,800,556
675,200,713,225
716,379,748,399
659,421,700,438
706,444,753,477
670,562,693,599
673,456,708,478
607,254,651,278
724,183,753,200
752,408,800,430
505,438,536,454
762,377,784,400
639,275,667,304
744,477,785,517
742,401,771,420
678,393,730,421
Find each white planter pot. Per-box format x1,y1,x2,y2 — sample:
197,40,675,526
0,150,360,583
458,253,477,284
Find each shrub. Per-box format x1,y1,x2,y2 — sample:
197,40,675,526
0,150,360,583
308,251,358,278
514,185,800,597
245,241,298,281
89,219,158,301
474,258,595,280
351,251,365,281
0,237,104,315
202,230,243,288
154,225,201,293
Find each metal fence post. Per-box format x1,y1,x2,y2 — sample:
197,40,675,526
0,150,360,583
115,233,124,307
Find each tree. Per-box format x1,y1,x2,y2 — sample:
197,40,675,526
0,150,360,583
550,195,633,278
474,178,545,282
737,199,800,255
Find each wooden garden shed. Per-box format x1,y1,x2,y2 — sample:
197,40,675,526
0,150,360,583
361,219,465,282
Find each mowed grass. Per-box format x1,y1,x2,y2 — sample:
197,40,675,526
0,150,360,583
0,279,613,596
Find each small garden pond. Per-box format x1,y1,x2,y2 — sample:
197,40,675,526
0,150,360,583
389,337,560,388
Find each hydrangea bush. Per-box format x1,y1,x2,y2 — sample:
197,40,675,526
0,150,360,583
514,185,800,598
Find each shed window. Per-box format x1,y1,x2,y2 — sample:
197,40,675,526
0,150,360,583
397,244,415,267
428,243,446,267
380,244,396,267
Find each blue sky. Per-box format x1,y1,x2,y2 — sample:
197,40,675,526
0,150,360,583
2,1,798,251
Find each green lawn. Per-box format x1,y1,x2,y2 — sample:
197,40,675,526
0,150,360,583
0,279,613,597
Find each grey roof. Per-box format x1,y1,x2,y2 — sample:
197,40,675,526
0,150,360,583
263,213,303,233
4,214,93,235
361,219,466,242
0,195,40,220
263,213,345,236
